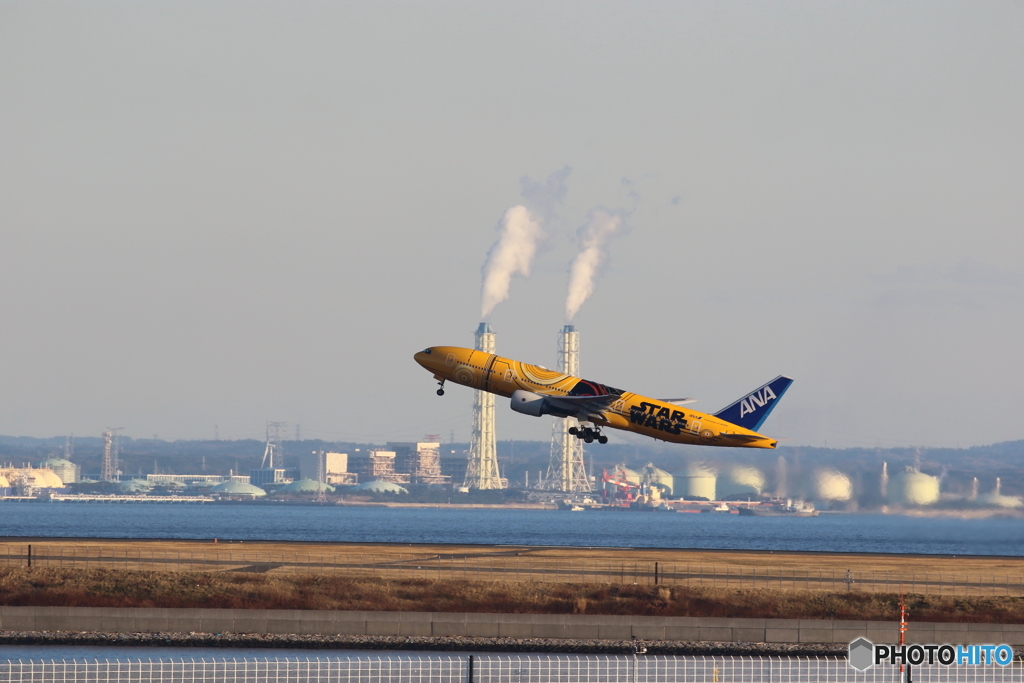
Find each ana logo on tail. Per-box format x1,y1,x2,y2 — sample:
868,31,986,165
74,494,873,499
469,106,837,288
714,375,794,432
738,385,777,419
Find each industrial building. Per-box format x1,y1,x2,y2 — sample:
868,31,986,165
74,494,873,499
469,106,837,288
297,451,357,486
348,449,410,484
146,474,248,486
388,442,450,485
249,467,299,487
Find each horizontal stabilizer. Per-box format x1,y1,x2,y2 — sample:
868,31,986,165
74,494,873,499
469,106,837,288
714,376,793,432
715,433,768,443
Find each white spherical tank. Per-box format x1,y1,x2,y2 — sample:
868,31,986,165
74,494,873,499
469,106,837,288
614,465,641,485
641,463,674,495
674,466,717,501
719,466,764,498
890,469,940,506
814,469,852,501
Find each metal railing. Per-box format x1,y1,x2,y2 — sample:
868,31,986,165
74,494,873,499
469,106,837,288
1,655,1021,682
3,542,1023,597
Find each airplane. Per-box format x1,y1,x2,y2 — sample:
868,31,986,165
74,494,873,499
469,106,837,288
414,345,792,449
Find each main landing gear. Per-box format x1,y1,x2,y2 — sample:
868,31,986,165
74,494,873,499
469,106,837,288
436,380,445,396
568,425,608,444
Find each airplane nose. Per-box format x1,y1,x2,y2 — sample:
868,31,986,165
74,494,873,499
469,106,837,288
414,349,433,368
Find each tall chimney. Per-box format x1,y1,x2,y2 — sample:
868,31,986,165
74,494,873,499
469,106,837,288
543,325,590,492
465,323,504,489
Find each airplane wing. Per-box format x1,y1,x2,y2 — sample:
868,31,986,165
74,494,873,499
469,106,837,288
544,394,619,421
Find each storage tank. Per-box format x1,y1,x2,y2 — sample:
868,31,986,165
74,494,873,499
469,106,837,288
814,469,852,501
37,458,79,484
610,465,640,485
0,473,10,488
719,466,764,498
117,479,153,493
674,466,717,501
354,480,408,494
279,478,336,494
35,469,65,488
890,468,940,506
641,463,674,495
210,481,267,498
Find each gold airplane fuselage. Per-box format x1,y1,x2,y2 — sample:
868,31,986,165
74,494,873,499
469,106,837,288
414,346,778,449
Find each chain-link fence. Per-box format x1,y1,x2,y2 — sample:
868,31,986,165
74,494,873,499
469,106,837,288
1,654,1021,682
3,542,1022,598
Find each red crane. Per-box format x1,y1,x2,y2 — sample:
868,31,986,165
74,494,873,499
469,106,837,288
600,468,640,504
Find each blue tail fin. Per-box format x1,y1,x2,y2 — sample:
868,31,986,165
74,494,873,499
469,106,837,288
714,376,793,432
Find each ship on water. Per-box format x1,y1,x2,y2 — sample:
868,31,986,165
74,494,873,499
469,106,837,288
737,499,818,517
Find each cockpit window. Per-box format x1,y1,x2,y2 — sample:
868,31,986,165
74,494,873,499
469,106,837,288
422,348,432,354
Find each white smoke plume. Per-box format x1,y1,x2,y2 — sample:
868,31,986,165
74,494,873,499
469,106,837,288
480,167,571,319
480,206,545,318
565,208,629,321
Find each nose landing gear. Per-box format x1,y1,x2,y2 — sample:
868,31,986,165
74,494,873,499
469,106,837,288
569,425,608,444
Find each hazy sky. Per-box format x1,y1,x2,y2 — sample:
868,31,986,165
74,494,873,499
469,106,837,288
2,2,1022,449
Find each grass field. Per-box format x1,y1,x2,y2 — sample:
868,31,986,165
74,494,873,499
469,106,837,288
3,566,1024,623
2,539,1024,622
4,538,1024,597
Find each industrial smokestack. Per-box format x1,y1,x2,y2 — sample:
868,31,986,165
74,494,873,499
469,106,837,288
995,477,1002,497
970,477,979,500
465,323,503,490
880,462,889,499
543,325,590,492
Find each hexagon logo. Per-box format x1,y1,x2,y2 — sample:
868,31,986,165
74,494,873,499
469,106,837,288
848,637,874,671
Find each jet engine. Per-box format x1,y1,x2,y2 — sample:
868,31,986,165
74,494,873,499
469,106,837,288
509,390,574,418
510,390,549,417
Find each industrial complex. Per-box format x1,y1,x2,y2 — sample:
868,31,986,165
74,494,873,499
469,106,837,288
1,324,1021,515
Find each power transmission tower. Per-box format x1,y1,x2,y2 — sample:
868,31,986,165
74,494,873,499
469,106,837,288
261,421,288,468
101,428,123,481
